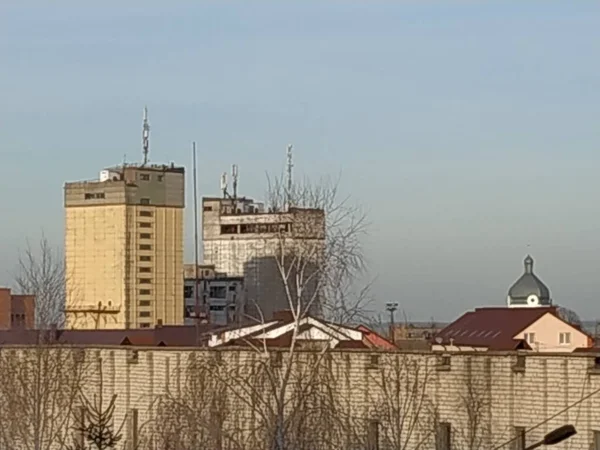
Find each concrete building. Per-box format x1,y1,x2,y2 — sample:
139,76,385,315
0,288,34,329
64,163,185,329
202,195,325,320
183,263,244,326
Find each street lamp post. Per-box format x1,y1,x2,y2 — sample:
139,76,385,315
385,302,398,343
524,425,577,450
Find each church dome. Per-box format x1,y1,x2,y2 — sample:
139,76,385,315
507,255,551,308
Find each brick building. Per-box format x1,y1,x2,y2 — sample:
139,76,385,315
0,288,34,329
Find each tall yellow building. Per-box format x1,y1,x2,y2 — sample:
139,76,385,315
64,163,185,329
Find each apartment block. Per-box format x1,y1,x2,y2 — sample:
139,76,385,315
183,263,244,326
202,196,325,320
64,163,185,329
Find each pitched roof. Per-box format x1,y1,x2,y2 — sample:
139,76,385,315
435,307,560,350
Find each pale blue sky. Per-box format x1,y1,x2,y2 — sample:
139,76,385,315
1,1,600,321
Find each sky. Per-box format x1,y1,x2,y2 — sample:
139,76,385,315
1,1,600,321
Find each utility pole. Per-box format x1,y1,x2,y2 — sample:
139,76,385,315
386,302,398,343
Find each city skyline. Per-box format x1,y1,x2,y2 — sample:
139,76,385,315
2,1,600,321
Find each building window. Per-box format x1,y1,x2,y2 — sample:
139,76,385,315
140,198,151,205
436,422,451,450
524,333,535,344
139,211,153,217
139,323,150,328
139,233,152,239
139,244,152,250
139,300,151,306
512,427,526,450
559,332,571,345
139,222,152,228
220,224,238,234
140,256,151,262
184,286,193,298
203,205,213,211
209,286,227,299
139,311,151,318
84,192,105,199
139,174,150,181
157,175,164,182
228,285,236,291
139,290,151,296
139,267,151,273
139,278,152,284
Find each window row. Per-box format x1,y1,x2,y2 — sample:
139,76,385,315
84,192,105,200
138,173,164,182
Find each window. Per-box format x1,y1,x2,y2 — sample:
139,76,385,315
139,222,152,228
184,286,193,298
367,420,380,450
139,289,151,295
140,198,151,205
139,323,150,328
240,224,257,234
209,286,227,299
139,311,151,317
139,267,151,273
139,278,152,284
139,244,152,250
157,175,164,182
523,333,535,344
228,285,236,291
203,205,213,211
140,256,151,262
139,174,150,181
512,427,526,450
139,300,151,306
139,211,153,217
139,233,152,239
220,224,238,234
436,422,451,450
559,332,571,345
84,192,105,199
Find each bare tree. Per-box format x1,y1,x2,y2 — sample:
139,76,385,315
244,172,370,324
556,306,582,327
0,343,87,450
364,354,437,450
452,357,494,450
151,352,239,450
14,234,66,328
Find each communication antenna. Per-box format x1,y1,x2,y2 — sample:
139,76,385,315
220,172,228,198
286,144,293,210
232,164,239,199
142,106,150,166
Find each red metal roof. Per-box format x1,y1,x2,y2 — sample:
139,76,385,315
434,307,559,350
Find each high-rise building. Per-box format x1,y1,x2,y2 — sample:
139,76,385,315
64,163,185,329
202,195,325,321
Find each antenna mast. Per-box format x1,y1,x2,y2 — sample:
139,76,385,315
220,172,228,198
142,106,150,165
286,144,293,210
232,164,239,199
192,142,202,332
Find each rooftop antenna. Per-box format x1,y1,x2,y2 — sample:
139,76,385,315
220,172,228,198
286,144,293,210
232,164,239,199
142,106,150,166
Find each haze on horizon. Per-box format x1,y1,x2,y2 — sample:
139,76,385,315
1,1,599,322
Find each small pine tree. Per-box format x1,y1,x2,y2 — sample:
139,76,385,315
69,393,123,450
